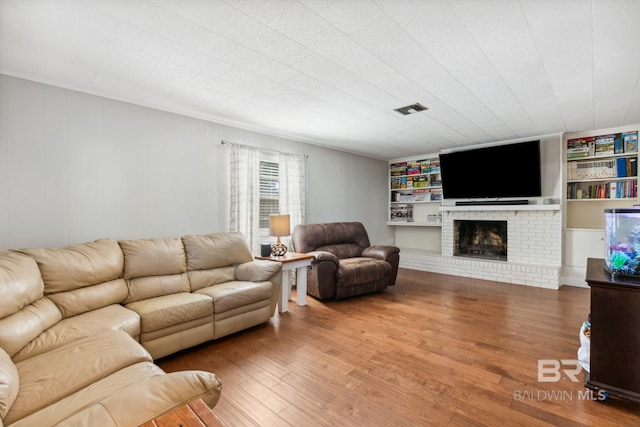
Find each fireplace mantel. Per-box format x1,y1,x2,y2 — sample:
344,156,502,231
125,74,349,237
440,204,560,212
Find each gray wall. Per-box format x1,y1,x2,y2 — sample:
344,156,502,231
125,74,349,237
0,74,392,251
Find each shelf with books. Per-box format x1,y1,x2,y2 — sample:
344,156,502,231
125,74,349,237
567,153,637,181
564,127,640,228
567,131,637,158
567,179,637,200
389,154,442,226
566,131,638,202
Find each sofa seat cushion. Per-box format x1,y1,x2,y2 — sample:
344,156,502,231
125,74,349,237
11,304,140,363
6,330,151,425
125,292,213,334
195,280,273,314
338,257,392,287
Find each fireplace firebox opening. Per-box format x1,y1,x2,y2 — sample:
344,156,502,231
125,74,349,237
454,220,507,261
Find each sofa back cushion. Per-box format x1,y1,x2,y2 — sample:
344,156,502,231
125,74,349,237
119,237,189,303
17,239,124,293
181,233,254,291
0,252,62,357
292,222,371,259
16,239,127,319
0,252,43,319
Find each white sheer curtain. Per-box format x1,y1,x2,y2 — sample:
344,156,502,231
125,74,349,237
228,142,306,255
278,151,306,251
229,144,261,252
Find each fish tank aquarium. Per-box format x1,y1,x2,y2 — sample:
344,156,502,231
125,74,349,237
604,208,640,278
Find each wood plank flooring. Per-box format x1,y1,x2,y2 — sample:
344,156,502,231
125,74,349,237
157,269,640,426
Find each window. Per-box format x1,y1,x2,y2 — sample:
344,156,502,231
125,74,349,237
227,140,305,255
259,160,279,233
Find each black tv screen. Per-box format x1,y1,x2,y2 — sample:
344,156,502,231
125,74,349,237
439,140,542,199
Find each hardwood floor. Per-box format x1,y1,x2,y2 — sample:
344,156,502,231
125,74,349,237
157,269,640,426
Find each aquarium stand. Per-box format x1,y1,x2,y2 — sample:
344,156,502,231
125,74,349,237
584,258,640,403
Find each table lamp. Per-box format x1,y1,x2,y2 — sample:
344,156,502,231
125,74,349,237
269,214,290,256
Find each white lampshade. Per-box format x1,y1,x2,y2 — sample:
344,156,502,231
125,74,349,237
269,214,290,237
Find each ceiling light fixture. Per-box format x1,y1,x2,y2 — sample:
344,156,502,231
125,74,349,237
393,103,428,116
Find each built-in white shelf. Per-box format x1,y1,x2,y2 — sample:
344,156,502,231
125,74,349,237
440,204,561,212
386,221,442,227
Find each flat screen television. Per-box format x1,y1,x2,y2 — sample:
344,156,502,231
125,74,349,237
439,140,542,200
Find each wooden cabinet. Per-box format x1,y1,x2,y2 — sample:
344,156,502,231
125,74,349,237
584,258,640,403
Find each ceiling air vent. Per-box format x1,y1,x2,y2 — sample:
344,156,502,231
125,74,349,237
393,103,428,115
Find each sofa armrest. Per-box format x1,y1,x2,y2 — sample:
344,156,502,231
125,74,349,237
362,245,400,261
235,260,281,282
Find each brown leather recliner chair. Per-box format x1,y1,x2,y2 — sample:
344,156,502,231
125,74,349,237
291,222,400,300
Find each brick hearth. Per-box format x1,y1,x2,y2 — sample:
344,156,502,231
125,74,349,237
398,206,562,289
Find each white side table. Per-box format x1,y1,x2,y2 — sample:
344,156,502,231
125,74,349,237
256,252,314,313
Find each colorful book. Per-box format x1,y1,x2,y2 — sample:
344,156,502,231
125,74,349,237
623,131,638,153
616,157,628,177
567,137,594,158
390,162,407,176
594,134,615,156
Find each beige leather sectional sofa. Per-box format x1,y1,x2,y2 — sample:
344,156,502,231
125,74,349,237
0,232,282,427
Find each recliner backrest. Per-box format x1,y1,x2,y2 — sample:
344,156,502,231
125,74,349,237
291,222,371,259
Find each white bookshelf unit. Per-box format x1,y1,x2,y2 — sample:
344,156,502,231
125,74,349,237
564,127,639,229
562,125,640,287
388,153,442,227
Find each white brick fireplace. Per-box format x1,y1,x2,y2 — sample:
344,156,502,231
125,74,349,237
399,205,562,289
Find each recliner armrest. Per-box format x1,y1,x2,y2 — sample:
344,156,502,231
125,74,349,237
362,245,400,261
310,250,339,267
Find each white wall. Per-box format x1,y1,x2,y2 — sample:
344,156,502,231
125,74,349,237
0,75,391,251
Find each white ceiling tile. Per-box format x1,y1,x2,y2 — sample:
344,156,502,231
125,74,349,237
128,1,195,43
259,1,332,43
86,12,152,51
184,52,235,77
258,35,314,66
292,54,360,87
84,0,143,21
143,35,197,66
221,15,282,51
151,0,242,33
302,0,386,34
